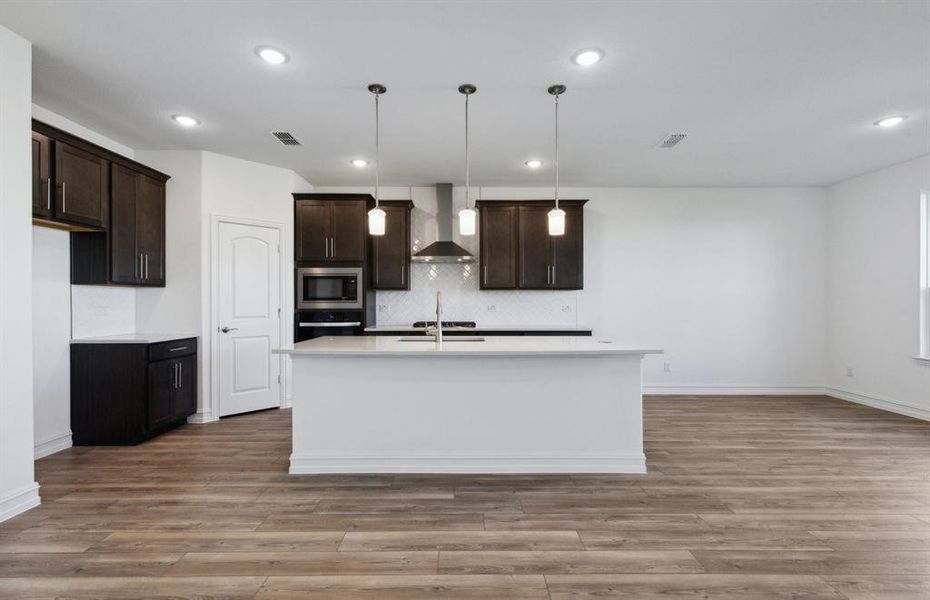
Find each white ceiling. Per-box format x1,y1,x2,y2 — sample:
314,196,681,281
1,0,928,187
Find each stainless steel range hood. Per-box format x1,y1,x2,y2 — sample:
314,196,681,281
411,183,475,263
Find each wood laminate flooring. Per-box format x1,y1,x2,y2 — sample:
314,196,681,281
2,395,929,599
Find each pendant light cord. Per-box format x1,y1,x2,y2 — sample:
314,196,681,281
465,93,470,210
374,93,380,208
554,91,560,210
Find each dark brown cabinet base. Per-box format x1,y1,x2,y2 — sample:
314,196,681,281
70,338,197,445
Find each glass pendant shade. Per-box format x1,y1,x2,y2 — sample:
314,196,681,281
458,207,477,236
368,207,386,236
548,207,566,236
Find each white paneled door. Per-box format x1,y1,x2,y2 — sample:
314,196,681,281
217,221,282,417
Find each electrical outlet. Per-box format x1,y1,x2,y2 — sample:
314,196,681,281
561,305,572,313
378,304,388,313
846,367,854,377
663,362,671,373
486,305,496,312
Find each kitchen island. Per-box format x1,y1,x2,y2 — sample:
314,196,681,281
275,336,661,474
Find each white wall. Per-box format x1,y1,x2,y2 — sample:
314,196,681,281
0,24,39,521
32,228,72,458
199,152,312,416
826,155,930,418
317,185,828,393
29,107,138,462
135,151,312,420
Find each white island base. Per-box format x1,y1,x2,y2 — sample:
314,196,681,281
276,336,661,474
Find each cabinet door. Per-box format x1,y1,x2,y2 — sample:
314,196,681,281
55,141,108,228
147,359,176,430
172,355,197,419
518,205,552,289
331,200,367,261
32,133,52,218
551,205,583,289
480,205,518,289
372,205,409,289
136,174,166,286
110,165,139,284
295,200,330,261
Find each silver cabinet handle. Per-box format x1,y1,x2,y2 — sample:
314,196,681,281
220,327,238,333
483,265,488,285
173,362,178,388
324,236,329,258
299,321,361,328
138,254,143,279
546,266,551,285
144,254,149,279
178,362,182,388
46,179,51,210
330,237,335,258
61,181,66,213
169,346,188,352
552,265,556,285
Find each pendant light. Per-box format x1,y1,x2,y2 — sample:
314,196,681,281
367,83,387,236
547,84,566,236
458,84,477,236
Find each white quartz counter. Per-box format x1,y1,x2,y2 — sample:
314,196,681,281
276,335,661,357
71,333,198,344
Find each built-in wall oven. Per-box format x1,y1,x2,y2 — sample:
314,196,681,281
297,267,363,310
295,311,363,342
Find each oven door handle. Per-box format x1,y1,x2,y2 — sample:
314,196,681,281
299,322,362,328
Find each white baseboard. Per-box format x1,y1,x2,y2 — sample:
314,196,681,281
34,431,72,459
0,482,40,523
187,410,216,424
825,387,930,422
644,384,825,395
289,453,647,475
281,396,293,409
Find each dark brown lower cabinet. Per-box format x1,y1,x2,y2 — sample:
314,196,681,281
71,338,197,445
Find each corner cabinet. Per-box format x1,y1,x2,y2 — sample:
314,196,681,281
477,199,586,290
295,194,371,263
32,119,170,286
371,200,413,290
71,338,197,445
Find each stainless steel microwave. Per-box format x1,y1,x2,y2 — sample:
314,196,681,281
297,267,364,310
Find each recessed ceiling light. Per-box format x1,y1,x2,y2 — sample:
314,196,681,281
350,159,369,167
255,46,289,65
525,159,543,169
571,48,604,66
874,115,907,128
171,114,200,127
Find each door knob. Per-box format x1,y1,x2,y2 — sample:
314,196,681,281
220,326,238,333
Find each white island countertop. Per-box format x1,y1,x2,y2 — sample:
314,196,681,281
70,333,198,344
275,335,662,358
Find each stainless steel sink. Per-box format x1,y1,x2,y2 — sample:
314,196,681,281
397,336,485,342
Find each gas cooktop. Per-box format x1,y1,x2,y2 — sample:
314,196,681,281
412,321,477,328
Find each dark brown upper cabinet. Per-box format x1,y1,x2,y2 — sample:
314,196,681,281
32,132,52,219
107,164,166,286
55,141,109,228
32,120,169,236
479,204,518,289
294,193,372,263
477,199,585,290
34,119,171,287
371,201,413,290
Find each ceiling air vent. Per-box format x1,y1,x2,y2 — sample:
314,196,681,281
656,133,688,148
271,131,301,146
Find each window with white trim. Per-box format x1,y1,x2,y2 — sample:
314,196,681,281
920,192,929,359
